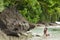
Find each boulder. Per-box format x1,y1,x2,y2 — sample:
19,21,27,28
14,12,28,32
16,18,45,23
0,7,30,37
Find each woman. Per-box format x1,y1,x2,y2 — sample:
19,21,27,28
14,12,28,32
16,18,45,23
44,27,50,37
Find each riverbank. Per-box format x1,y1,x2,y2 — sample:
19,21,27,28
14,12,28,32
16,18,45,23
34,22,60,28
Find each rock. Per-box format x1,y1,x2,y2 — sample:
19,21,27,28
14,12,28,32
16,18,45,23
36,35,41,37
49,23,57,26
27,23,35,31
0,7,30,37
0,30,9,40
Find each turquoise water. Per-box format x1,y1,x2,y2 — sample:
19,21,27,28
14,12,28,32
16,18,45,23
29,27,60,40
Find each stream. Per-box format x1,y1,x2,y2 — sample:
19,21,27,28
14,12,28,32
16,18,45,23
27,26,60,40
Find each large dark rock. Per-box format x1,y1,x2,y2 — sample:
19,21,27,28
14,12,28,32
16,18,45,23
0,7,30,37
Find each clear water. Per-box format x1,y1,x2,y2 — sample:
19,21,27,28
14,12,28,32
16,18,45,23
28,27,60,40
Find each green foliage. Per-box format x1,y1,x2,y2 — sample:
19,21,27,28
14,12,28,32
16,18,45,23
19,0,42,23
0,0,4,12
0,0,60,23
38,0,60,23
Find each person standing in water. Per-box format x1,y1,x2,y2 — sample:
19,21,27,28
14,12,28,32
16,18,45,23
44,27,50,37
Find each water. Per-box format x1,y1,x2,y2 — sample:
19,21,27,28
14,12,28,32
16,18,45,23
28,27,60,40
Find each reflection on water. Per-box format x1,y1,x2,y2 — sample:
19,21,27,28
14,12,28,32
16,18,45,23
28,27,60,40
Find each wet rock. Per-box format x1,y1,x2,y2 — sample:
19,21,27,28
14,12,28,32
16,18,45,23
36,35,41,37
49,23,57,26
27,23,35,31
